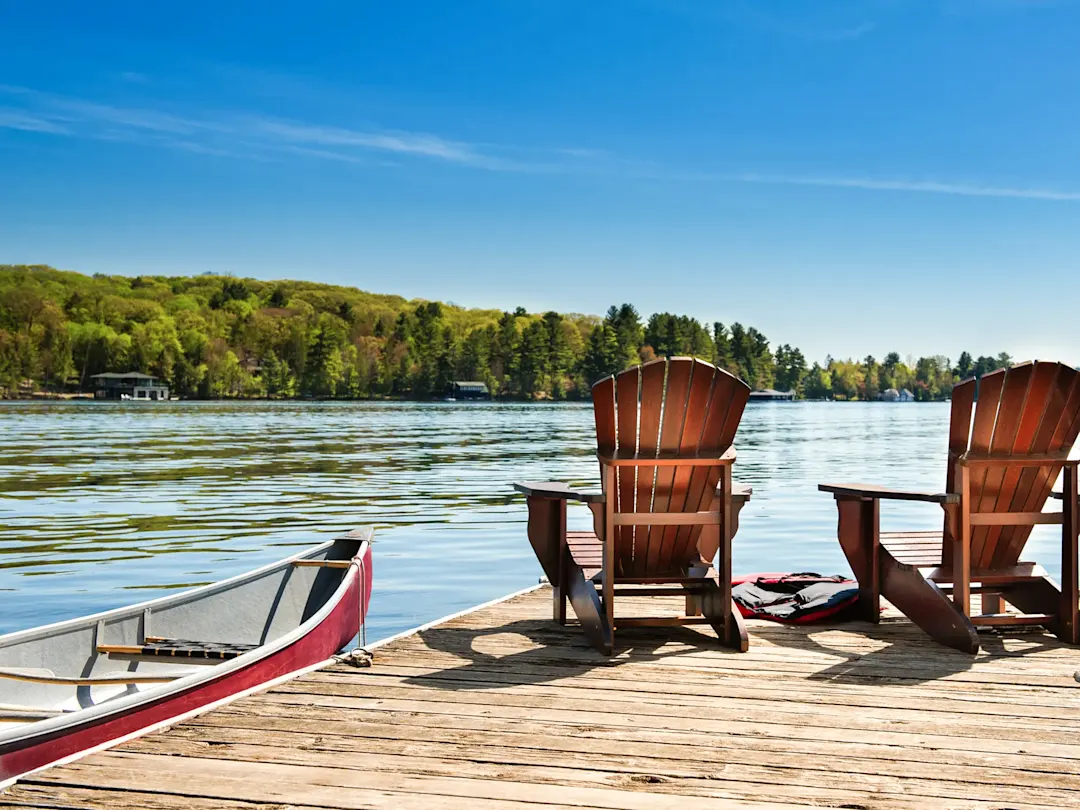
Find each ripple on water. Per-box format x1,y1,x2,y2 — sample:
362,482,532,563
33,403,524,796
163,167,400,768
0,400,1066,641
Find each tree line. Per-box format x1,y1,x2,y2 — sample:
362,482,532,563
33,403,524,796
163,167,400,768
0,265,1013,401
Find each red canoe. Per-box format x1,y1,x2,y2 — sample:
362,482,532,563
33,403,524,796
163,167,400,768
0,528,373,786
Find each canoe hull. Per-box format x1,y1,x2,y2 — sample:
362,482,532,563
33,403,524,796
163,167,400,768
0,538,371,785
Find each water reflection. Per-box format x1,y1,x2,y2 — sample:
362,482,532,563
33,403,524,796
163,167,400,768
0,400,1063,641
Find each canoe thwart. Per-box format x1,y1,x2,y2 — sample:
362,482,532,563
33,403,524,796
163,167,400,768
292,559,354,569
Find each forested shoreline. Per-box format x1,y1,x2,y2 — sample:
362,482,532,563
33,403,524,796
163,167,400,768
0,265,1011,401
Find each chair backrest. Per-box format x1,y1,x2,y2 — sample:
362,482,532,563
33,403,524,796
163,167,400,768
592,357,751,577
944,361,1080,569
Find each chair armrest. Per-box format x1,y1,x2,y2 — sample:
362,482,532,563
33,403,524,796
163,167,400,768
1051,491,1080,501
513,481,605,504
720,482,753,503
819,483,959,505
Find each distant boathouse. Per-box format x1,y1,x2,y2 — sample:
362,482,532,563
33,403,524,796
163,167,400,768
90,372,170,401
748,388,795,402
448,381,491,400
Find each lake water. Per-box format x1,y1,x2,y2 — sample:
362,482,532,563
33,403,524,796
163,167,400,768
0,401,1066,642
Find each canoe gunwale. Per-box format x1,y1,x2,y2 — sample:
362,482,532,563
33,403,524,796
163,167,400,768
0,528,372,648
0,532,372,752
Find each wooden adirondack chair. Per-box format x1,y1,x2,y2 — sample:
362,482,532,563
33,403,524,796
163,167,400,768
820,361,1080,653
514,357,753,655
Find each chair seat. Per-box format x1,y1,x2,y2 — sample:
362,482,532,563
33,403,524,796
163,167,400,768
567,531,707,581
567,531,602,578
881,531,944,567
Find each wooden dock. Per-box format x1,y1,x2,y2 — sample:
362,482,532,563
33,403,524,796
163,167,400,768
5,585,1080,809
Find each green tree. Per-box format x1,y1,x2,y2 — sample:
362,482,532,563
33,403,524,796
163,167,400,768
304,315,347,397
261,350,296,398
0,264,1003,404
582,324,621,385
604,304,643,370
774,345,807,395
955,351,974,380
804,363,833,399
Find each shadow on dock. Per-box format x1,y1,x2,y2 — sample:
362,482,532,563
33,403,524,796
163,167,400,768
402,613,1055,689
9,587,1080,809
405,619,728,688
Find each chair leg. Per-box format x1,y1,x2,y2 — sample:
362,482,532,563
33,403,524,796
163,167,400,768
564,563,612,654
701,468,746,652
727,600,749,652
553,572,568,625
834,495,978,653
836,496,880,622
601,464,616,655
698,576,747,652
953,465,972,618
1008,576,1061,627
1061,465,1079,645
553,506,569,625
879,548,979,653
685,561,708,617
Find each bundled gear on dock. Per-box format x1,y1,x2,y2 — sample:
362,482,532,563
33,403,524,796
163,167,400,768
732,573,859,624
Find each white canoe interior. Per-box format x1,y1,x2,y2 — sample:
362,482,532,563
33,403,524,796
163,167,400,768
0,532,368,731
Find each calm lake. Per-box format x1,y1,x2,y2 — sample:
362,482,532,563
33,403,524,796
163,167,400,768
0,401,1066,642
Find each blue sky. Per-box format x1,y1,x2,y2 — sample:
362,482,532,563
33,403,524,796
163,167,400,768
1,1,1078,364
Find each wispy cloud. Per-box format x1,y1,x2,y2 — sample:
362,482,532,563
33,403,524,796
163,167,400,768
0,107,70,134
246,119,479,162
732,173,1080,201
0,84,525,170
2,84,1078,202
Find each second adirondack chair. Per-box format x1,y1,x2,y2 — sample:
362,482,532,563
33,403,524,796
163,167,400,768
820,361,1080,653
515,357,752,655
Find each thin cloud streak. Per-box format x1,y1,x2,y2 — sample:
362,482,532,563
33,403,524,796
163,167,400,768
248,119,478,162
2,85,1079,202
0,107,70,134
0,84,510,169
733,172,1080,201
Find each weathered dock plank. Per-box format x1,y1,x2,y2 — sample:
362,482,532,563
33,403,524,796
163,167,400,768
5,586,1080,809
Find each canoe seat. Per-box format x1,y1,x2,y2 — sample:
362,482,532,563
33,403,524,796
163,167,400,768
97,637,259,661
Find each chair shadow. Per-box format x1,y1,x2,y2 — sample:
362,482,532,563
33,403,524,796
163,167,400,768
751,618,1063,685
401,618,736,690
402,613,1070,691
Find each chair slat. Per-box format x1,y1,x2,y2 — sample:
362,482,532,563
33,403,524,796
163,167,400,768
645,358,694,574
945,378,976,498
660,360,716,572
962,368,1006,566
992,362,1068,566
592,375,616,458
614,367,640,574
719,381,750,449
1000,367,1080,565
688,370,742,563
631,360,666,577
970,363,1033,567
595,357,751,579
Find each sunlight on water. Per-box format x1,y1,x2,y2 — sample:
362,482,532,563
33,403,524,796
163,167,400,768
0,400,1064,642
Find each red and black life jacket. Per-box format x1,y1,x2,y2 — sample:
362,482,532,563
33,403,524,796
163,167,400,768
731,573,859,624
